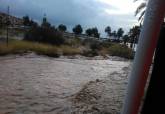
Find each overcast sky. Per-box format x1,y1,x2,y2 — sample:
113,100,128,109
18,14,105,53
0,0,141,37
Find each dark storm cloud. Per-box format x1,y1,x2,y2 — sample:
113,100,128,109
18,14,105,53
0,0,112,24
0,0,137,36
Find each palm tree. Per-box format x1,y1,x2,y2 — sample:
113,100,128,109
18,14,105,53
105,26,111,37
123,35,130,45
135,0,165,23
117,28,124,41
134,0,148,23
128,26,141,49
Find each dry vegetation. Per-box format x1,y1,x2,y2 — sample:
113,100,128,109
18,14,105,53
0,39,134,59
0,40,82,57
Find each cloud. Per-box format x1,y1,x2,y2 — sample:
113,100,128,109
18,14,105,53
0,0,139,37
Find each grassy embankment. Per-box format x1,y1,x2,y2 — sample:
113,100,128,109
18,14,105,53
0,40,82,57
0,39,134,59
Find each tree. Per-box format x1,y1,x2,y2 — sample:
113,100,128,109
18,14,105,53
91,27,100,38
30,19,38,27
105,26,111,37
24,15,64,45
23,16,37,27
117,28,124,40
134,0,148,23
23,15,30,26
111,31,117,37
128,26,141,49
85,27,100,38
86,28,92,36
123,35,130,45
72,24,83,34
135,0,164,24
58,24,67,32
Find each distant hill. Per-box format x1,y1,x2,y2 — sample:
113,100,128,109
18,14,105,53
0,12,23,26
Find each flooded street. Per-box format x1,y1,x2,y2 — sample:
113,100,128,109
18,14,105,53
0,54,132,114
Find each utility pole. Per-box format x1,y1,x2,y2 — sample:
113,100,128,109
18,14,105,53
6,6,10,46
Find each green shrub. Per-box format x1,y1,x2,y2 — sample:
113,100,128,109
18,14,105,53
108,44,134,59
100,41,113,48
65,37,81,47
24,25,65,46
90,41,101,51
82,38,101,51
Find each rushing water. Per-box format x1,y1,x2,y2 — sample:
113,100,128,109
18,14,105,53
0,54,131,114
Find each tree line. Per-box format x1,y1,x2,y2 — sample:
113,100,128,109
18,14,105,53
1,14,141,49
22,15,129,41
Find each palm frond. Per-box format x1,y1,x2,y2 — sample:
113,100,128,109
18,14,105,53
135,2,146,16
134,0,139,2
134,0,148,2
139,17,144,25
138,10,145,21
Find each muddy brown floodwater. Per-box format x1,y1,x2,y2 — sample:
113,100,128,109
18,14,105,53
0,53,132,114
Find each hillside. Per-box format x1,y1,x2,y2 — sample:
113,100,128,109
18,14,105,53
0,12,23,26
